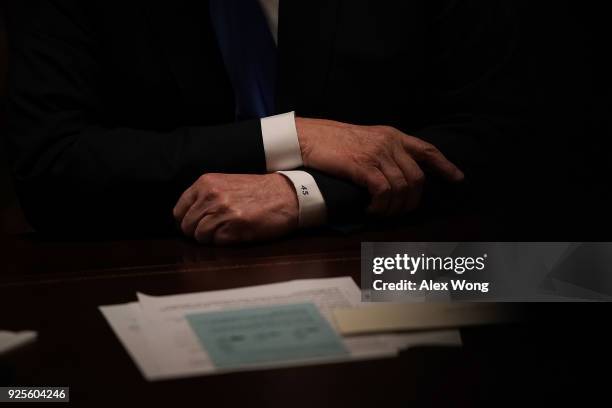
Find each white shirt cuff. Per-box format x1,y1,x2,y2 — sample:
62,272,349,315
277,170,327,228
261,111,303,171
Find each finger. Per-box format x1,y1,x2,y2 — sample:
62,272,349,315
356,167,391,215
193,213,228,244
172,187,197,222
401,136,465,182
379,162,409,216
213,222,251,245
393,150,425,212
180,197,214,238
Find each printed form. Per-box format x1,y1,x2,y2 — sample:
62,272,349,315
100,277,461,380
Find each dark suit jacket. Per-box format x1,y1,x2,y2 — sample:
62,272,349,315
4,0,520,235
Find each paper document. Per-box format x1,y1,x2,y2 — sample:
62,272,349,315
187,303,348,368
334,303,516,335
0,331,37,354
100,277,461,380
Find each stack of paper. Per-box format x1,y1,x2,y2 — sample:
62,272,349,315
100,277,461,381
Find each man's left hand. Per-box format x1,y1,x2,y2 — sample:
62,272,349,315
173,173,299,244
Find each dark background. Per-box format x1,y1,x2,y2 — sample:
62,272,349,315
0,4,10,211
518,2,611,241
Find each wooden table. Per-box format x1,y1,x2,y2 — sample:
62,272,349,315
0,213,563,407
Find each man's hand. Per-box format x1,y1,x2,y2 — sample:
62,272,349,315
296,118,465,215
173,173,299,244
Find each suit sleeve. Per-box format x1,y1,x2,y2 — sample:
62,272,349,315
308,0,523,223
5,1,266,235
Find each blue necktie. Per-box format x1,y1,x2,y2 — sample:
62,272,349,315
209,0,278,120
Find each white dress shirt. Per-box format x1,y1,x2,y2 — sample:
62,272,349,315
256,0,327,228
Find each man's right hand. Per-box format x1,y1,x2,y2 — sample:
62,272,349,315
295,118,465,216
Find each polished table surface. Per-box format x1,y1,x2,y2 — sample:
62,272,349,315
0,213,546,407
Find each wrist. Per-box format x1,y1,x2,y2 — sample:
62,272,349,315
271,173,299,228
276,170,327,228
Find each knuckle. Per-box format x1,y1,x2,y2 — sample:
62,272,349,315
197,173,211,184
378,130,394,142
421,143,440,157
216,197,231,212
198,173,220,188
205,186,221,199
375,125,395,135
374,181,391,196
202,190,215,201
413,169,425,185
214,226,238,245
395,179,410,194
229,208,249,225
